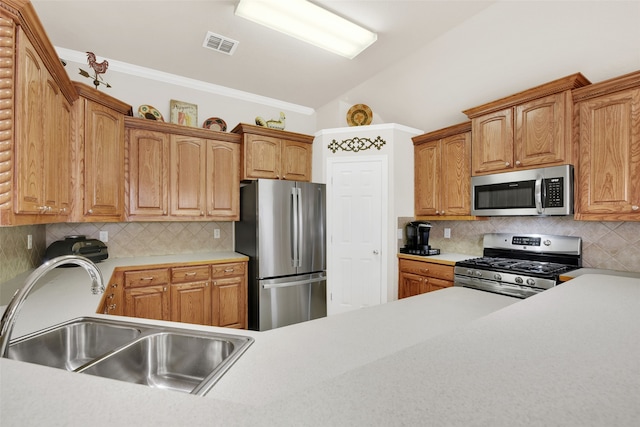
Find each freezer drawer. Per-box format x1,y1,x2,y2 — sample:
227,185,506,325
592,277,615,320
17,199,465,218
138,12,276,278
258,273,326,331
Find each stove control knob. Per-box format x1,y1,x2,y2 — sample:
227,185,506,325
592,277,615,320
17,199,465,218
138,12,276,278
515,277,524,284
466,269,474,275
493,273,502,281
526,278,536,286
544,239,551,246
475,270,482,277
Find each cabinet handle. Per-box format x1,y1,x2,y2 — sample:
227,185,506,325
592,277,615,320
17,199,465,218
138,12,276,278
420,268,429,273
632,205,639,211
108,304,117,310
224,268,235,273
185,272,197,276
141,277,155,281
111,283,118,288
108,293,115,299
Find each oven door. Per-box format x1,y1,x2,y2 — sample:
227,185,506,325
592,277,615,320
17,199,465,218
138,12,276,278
454,274,535,299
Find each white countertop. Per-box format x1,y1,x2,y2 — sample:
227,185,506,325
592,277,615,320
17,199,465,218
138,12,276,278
1,268,639,425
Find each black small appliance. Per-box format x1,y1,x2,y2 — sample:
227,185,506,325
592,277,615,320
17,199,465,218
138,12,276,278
44,235,109,264
400,221,440,256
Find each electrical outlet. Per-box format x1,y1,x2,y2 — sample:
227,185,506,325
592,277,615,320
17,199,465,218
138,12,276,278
100,231,108,242
444,228,451,239
214,229,221,239
397,228,403,240
27,234,33,250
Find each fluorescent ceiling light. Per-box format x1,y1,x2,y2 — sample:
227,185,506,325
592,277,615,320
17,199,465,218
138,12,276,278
235,0,377,59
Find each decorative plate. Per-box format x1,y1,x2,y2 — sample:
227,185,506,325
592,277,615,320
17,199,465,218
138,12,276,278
138,105,164,122
346,104,373,126
203,117,227,132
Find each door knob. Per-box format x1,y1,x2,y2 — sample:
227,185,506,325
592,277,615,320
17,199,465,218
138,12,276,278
373,250,379,254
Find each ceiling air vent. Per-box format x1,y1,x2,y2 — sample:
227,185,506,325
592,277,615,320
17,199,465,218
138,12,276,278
202,31,239,55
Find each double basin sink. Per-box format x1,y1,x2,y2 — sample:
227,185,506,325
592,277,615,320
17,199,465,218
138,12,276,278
6,317,254,396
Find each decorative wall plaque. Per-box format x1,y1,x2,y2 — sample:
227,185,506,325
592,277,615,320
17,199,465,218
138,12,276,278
328,136,386,153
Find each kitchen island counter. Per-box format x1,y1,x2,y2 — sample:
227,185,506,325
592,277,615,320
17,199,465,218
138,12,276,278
1,274,639,426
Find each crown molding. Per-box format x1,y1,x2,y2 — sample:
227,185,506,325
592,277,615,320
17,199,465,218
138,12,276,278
55,47,315,115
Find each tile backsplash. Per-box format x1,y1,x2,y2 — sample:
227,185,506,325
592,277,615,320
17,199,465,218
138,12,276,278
398,216,640,272
0,222,233,285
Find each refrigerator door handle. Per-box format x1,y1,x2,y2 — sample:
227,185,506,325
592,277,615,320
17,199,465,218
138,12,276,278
262,275,327,289
291,187,299,267
296,187,303,268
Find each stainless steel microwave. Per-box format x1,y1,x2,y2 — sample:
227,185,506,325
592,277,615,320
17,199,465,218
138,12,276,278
471,165,574,216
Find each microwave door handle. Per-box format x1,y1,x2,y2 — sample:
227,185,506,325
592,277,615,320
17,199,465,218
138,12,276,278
535,177,544,214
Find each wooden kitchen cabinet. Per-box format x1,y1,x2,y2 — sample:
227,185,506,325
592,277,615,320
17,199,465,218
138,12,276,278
211,262,247,329
99,260,248,329
71,82,132,222
123,268,171,320
0,8,77,225
170,265,211,325
413,122,475,219
232,123,313,181
398,258,454,299
463,73,590,176
572,70,640,221
125,117,241,221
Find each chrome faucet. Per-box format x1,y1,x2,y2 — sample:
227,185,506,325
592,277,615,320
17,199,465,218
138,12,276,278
0,255,105,357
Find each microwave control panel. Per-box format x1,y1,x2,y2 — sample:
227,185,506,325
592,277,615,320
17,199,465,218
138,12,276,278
544,177,564,207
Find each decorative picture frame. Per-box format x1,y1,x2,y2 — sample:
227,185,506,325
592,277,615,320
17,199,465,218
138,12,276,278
170,100,198,127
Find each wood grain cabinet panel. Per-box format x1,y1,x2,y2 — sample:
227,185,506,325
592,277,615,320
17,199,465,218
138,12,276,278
232,123,313,182
398,258,454,299
13,28,71,220
125,118,241,221
127,128,169,217
573,71,640,221
101,261,248,329
463,73,590,176
413,122,474,219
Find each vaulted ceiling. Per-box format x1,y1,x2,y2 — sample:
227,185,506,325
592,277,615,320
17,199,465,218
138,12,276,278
32,1,494,109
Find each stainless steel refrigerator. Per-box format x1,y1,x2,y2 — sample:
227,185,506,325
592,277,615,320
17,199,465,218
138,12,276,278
235,180,326,331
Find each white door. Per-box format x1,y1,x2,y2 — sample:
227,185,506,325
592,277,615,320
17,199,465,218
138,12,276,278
327,157,386,315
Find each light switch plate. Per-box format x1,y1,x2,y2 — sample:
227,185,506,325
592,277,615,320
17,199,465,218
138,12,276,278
99,231,108,242
214,229,221,239
444,228,451,239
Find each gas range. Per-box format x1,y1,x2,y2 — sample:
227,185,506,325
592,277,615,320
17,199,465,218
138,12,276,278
454,233,582,298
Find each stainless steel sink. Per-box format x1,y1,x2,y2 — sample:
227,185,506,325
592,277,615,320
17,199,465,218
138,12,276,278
7,319,141,370
7,317,254,396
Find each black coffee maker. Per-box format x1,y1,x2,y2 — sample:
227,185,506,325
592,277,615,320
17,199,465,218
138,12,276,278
400,221,440,256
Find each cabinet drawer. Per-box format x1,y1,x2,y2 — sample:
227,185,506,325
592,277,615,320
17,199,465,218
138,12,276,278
124,268,170,288
171,265,210,283
399,259,454,281
211,262,245,278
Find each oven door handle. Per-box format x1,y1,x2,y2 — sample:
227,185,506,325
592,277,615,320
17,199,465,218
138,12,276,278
535,177,544,214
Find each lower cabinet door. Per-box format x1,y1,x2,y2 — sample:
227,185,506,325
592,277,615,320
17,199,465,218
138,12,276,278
170,281,211,325
124,285,170,320
212,277,246,329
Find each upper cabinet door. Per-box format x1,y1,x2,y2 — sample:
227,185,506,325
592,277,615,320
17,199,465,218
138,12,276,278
471,108,514,175
128,128,169,217
206,140,240,220
244,134,281,180
15,30,44,214
440,132,471,216
281,140,312,182
414,140,440,216
83,99,125,218
575,87,640,219
515,92,568,168
170,135,206,217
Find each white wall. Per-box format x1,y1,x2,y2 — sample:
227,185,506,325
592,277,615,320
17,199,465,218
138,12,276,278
316,0,640,132
61,57,317,135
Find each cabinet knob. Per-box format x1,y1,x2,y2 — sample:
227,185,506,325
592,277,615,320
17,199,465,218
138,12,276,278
515,160,521,166
505,162,510,167
632,205,639,211
88,209,93,214
108,304,117,310
200,211,205,216
441,210,445,215
163,211,167,215
373,250,379,255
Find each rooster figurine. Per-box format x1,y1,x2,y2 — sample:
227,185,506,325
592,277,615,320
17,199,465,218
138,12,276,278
79,52,111,89
255,112,286,130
